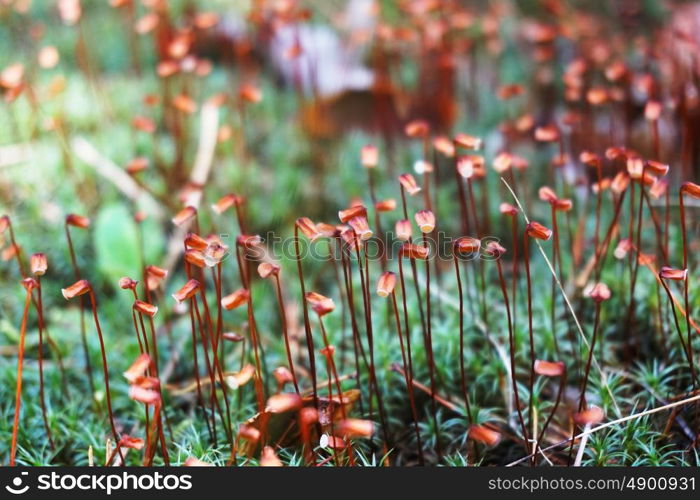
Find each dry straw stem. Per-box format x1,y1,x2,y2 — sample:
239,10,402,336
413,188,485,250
506,392,700,466
72,137,162,217
162,101,219,273
500,177,620,416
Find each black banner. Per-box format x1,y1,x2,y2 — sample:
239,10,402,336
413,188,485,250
0,467,698,499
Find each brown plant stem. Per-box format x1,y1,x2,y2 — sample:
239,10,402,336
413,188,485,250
10,286,32,466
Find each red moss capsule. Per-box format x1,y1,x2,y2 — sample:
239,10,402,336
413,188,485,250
226,364,254,389
611,172,630,194
645,160,669,177
398,173,421,196
395,219,412,241
497,83,524,100
123,353,152,383
184,232,208,251
335,418,374,438
62,279,90,299
376,271,397,298
119,435,145,451
586,282,611,302
347,216,373,240
296,217,322,241
573,406,604,426
221,288,250,310
184,249,206,268
172,279,200,303
468,424,502,447
614,238,632,260
238,425,261,443
492,152,513,173
455,237,481,254
257,262,281,278
399,243,429,260
681,182,700,199
30,253,47,276
404,119,430,138
128,385,160,405
265,393,303,414
649,178,668,200
133,300,158,317
223,332,245,342
375,199,396,212
454,133,482,150
586,87,608,106
184,457,211,467
433,136,455,157
526,221,552,241
414,210,435,233
21,277,38,291
260,446,283,466
172,206,197,227
319,434,347,449
534,125,559,142
338,205,367,223
538,186,558,204
644,100,662,121
132,116,156,134
534,360,565,377
579,150,600,167
659,267,687,281
211,193,243,214
360,144,378,168
66,213,90,229
554,198,573,211
484,241,506,258
126,157,148,175
239,83,262,103
118,277,138,290
305,291,335,316
272,366,294,386
499,203,518,216
146,265,168,290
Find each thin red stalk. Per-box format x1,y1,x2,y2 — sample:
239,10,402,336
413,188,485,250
400,186,428,337
192,295,227,445
397,256,424,461
593,164,603,281
10,287,32,466
390,290,424,465
421,237,441,460
679,195,693,370
660,280,699,389
453,254,473,425
234,246,265,414
65,224,95,395
625,175,647,355
352,234,390,448
578,304,600,412
496,258,529,456
294,227,318,406
188,297,214,442
523,234,536,454
534,371,565,466
338,237,368,415
35,279,55,451
274,274,300,394
87,289,124,463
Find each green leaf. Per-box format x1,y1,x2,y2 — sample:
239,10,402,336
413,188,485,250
93,203,162,285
